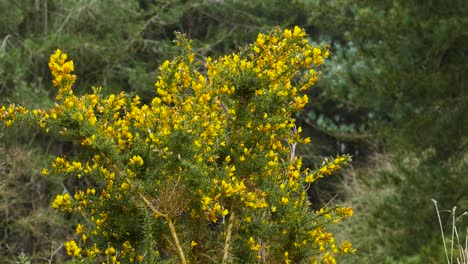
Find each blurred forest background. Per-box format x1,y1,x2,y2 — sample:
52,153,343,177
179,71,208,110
0,0,467,263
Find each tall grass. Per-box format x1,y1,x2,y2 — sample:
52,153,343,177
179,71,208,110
432,199,468,264
331,152,467,263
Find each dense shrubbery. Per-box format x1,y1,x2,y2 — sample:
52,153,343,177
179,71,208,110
1,0,466,263
1,27,354,263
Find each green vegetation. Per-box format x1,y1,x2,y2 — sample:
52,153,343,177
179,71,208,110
1,0,466,263
302,1,468,262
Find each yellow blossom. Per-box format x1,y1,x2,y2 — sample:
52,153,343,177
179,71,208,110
64,240,81,257
76,224,84,234
105,246,116,255
284,29,292,39
52,193,72,213
129,155,144,166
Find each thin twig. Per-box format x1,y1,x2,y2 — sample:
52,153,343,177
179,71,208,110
166,217,187,264
222,211,234,264
138,192,167,218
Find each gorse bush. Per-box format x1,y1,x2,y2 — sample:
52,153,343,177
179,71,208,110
1,27,353,263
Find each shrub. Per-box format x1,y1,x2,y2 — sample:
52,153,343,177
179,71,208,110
1,27,353,263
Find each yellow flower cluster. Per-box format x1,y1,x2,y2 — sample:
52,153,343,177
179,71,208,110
64,240,81,257
305,156,351,183
340,240,356,254
52,193,72,213
248,236,261,251
0,27,354,263
49,49,76,100
128,155,144,166
0,105,28,127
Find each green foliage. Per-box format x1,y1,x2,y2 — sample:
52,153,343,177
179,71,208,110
15,252,31,264
0,0,310,101
302,0,468,156
291,0,468,262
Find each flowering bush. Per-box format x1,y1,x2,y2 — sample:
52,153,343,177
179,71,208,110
1,27,353,263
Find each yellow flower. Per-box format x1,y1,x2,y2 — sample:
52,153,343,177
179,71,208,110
248,237,261,251
284,29,292,39
222,208,229,216
293,26,303,37
121,182,129,191
64,240,81,257
105,246,116,255
284,251,291,264
76,224,84,234
52,193,72,213
129,155,144,166
340,240,355,254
